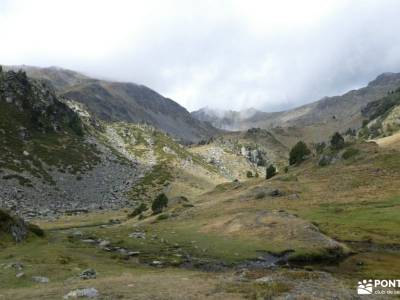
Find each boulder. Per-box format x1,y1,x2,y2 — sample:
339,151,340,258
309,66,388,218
79,269,97,280
32,276,49,283
64,288,99,299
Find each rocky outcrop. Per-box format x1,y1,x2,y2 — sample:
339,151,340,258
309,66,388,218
0,208,43,242
8,65,220,143
0,68,141,218
0,68,83,134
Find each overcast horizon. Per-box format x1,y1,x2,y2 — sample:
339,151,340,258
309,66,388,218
1,0,400,112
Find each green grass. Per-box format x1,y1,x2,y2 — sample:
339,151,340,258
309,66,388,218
220,281,291,300
375,152,400,170
80,217,284,266
0,232,145,290
299,196,400,243
342,147,360,160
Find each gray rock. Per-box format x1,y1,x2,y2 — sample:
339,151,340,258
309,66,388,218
64,287,99,299
79,268,97,280
255,276,273,283
70,230,83,237
151,260,162,266
10,262,24,270
81,239,97,244
98,240,110,248
32,276,49,283
269,189,282,197
129,232,146,239
288,193,300,200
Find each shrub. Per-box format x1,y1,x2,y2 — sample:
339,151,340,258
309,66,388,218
255,191,266,199
151,193,168,214
289,141,311,165
246,171,253,178
156,213,169,221
318,154,332,167
314,142,326,154
330,132,345,150
266,164,277,179
28,223,45,237
128,203,148,218
342,148,360,160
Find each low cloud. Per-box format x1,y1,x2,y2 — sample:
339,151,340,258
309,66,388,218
1,0,400,111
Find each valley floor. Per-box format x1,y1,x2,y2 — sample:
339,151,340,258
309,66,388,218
1,141,400,299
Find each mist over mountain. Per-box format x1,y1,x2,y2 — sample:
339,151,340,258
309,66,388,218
192,72,400,136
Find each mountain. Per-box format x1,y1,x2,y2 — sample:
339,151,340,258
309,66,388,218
192,73,400,141
0,68,137,217
6,66,219,143
0,68,234,218
2,67,400,299
358,87,400,139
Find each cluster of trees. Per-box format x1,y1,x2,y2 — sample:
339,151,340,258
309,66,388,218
128,192,169,218
288,132,346,166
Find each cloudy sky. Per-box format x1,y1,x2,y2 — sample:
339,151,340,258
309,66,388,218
1,0,400,112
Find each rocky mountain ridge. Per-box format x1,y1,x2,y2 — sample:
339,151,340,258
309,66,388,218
0,68,243,218
192,72,400,137
6,65,220,143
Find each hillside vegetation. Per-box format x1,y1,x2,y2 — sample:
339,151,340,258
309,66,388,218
1,66,400,299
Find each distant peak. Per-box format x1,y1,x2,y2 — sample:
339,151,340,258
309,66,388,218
368,72,400,87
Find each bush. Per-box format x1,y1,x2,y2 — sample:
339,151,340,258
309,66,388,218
289,141,311,165
156,213,169,221
318,154,332,167
128,203,147,218
246,171,253,178
330,132,345,150
342,148,360,160
314,142,326,154
266,164,277,179
151,193,168,214
28,223,45,237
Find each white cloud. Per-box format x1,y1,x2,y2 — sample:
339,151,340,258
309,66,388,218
1,0,400,111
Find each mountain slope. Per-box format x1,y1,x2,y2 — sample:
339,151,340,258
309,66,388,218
192,73,400,140
62,80,218,143
0,68,141,218
0,68,232,218
8,65,219,143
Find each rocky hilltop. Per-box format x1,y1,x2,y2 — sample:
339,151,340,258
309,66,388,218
7,65,219,143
